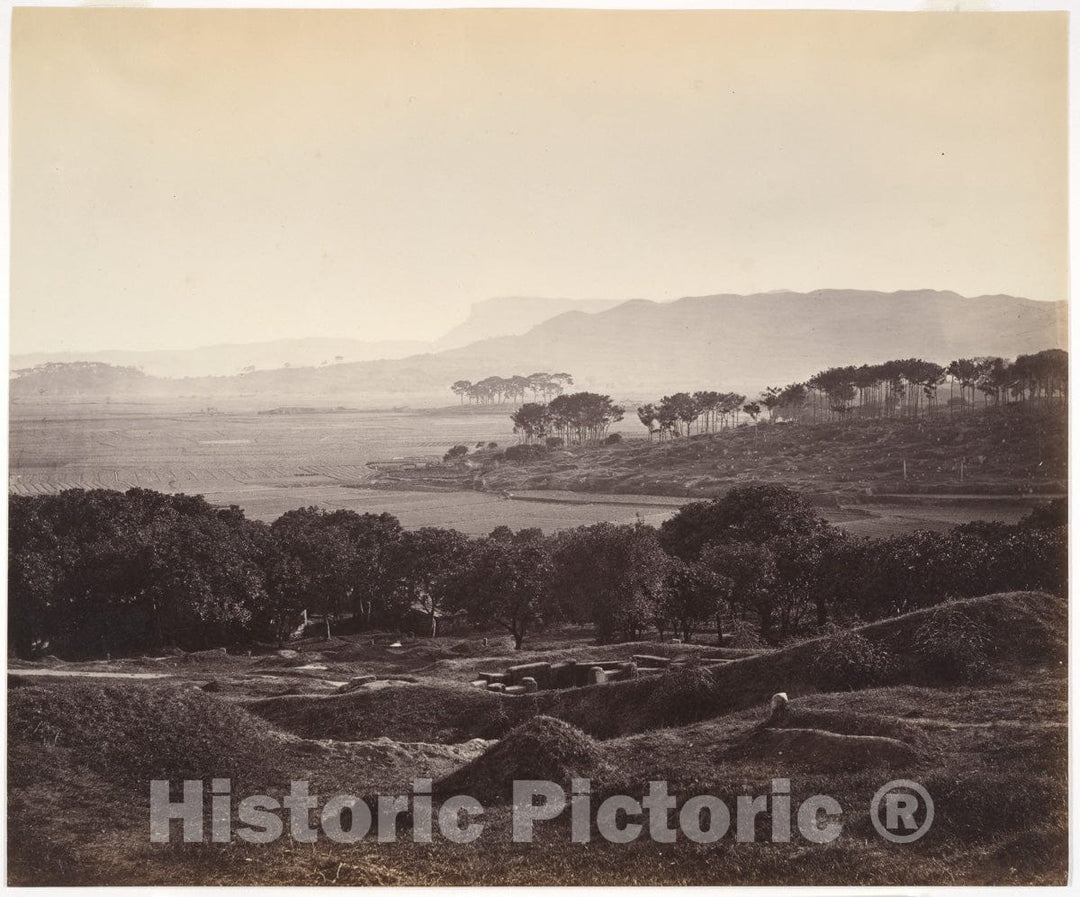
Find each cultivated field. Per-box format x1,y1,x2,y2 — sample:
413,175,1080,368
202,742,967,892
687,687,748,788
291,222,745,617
10,400,585,533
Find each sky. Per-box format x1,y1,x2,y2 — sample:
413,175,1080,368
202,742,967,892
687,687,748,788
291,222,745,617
9,8,1069,354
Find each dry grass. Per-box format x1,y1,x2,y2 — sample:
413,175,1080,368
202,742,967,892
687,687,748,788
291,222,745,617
7,590,1068,886
382,405,1067,501
435,716,611,804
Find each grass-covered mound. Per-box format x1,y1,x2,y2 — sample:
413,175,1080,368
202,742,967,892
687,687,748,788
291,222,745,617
251,682,520,743
526,590,1065,738
8,681,285,791
434,716,610,804
727,725,922,769
8,681,291,886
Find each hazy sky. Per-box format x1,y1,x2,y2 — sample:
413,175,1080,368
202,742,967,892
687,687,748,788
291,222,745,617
10,9,1068,354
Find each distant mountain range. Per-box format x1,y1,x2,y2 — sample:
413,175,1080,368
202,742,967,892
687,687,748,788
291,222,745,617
432,296,626,351
10,290,1066,403
11,297,626,379
10,337,431,380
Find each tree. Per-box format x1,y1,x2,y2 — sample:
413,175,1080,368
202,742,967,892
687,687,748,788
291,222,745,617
456,530,555,648
778,383,808,420
451,380,473,404
387,528,473,637
760,387,783,421
660,484,831,560
658,393,700,437
452,372,577,406
637,403,659,440
271,508,357,639
661,559,722,642
551,522,667,642
333,510,402,629
8,489,270,657
766,529,847,635
701,541,776,635
510,403,552,444
548,392,625,445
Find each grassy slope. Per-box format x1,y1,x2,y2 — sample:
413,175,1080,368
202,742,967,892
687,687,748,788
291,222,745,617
8,591,1068,886
373,405,1066,499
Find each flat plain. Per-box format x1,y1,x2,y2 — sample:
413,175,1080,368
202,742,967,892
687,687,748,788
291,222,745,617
9,398,1050,535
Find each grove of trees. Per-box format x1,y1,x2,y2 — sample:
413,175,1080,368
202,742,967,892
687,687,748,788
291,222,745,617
510,392,625,445
635,350,1067,434
756,350,1067,425
9,485,1066,659
637,391,748,440
451,372,574,406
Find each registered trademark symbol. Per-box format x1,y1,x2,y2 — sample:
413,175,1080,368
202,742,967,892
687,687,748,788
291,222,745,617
870,779,934,844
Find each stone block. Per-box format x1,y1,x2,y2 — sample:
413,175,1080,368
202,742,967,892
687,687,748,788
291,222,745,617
506,662,551,687
632,654,672,667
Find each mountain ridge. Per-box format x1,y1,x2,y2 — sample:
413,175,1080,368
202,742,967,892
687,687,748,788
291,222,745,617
432,295,629,351
11,289,1066,402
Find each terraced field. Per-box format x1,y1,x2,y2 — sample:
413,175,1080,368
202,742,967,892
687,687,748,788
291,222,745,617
10,403,467,486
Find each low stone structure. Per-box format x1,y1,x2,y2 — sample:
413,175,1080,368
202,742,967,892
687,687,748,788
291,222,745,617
473,650,753,695
472,657,658,694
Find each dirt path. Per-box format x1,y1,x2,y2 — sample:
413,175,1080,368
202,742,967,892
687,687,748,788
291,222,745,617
10,669,171,680
904,716,1066,730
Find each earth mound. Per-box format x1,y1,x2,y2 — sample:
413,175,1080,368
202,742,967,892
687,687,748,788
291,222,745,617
8,681,284,791
435,715,610,804
726,726,921,770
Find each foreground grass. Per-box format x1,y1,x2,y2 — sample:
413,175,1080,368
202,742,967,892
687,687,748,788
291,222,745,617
8,593,1068,886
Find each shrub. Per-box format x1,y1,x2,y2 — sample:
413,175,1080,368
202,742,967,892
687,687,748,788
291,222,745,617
912,606,991,684
545,436,565,449
1021,498,1067,530
504,444,549,462
644,665,718,727
443,444,469,463
809,625,897,691
726,619,764,649
603,432,622,445
487,441,498,449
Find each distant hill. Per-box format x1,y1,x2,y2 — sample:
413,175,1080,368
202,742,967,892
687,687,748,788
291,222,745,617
433,296,627,351
11,296,629,377
10,290,1066,402
9,361,153,397
445,288,1067,394
10,337,431,380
